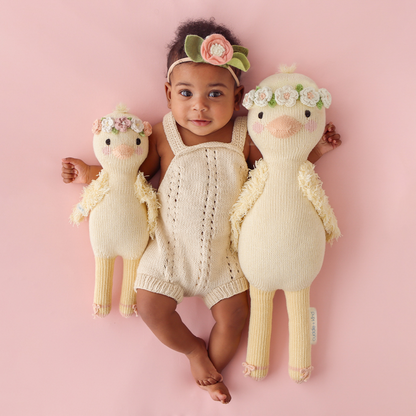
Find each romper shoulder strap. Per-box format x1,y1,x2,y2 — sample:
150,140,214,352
162,112,187,155
231,116,247,151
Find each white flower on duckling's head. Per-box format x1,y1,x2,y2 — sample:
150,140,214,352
319,88,332,108
275,86,299,107
131,118,144,134
242,90,256,110
300,88,320,107
102,117,115,133
254,87,273,107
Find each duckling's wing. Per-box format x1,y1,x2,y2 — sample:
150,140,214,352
69,170,110,225
230,159,269,252
134,172,159,239
298,161,341,243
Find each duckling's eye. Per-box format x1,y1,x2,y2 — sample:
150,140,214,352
106,139,111,145
305,110,311,118
258,112,263,119
136,138,141,146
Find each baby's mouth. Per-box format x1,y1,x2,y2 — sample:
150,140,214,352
191,119,211,126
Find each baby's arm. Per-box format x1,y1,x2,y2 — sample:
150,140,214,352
62,158,101,185
308,122,342,164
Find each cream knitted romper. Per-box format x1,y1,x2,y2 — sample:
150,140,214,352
134,112,249,308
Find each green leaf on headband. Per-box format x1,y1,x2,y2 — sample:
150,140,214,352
232,45,249,57
268,94,277,108
296,84,304,93
139,132,146,137
316,100,323,110
228,53,250,71
184,35,204,62
112,128,119,134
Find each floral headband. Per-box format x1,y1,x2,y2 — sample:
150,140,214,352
243,84,332,110
167,34,250,87
92,116,152,137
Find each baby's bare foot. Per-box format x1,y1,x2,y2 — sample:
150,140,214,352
187,338,223,386
200,382,231,404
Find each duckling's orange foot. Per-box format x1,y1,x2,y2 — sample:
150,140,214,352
289,365,314,383
119,303,139,318
92,303,111,318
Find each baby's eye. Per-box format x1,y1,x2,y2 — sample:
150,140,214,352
106,139,111,145
180,90,192,97
305,110,311,118
258,112,263,119
208,91,222,98
136,138,141,146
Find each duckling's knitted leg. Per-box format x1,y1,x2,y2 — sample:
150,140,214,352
93,257,116,318
244,285,275,381
285,287,312,383
119,258,141,318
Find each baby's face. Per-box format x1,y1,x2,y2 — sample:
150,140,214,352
166,62,243,137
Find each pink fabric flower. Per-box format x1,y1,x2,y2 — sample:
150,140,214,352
143,121,152,136
92,119,102,134
114,117,132,133
200,34,233,65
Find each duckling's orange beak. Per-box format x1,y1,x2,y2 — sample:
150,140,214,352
267,115,302,138
112,144,134,159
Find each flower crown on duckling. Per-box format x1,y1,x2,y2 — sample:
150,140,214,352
92,104,152,137
243,64,332,110
167,34,250,87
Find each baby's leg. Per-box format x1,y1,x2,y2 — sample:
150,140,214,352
197,292,248,404
209,292,249,372
136,289,222,386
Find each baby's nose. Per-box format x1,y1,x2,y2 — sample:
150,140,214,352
112,144,134,159
192,97,208,111
266,115,302,138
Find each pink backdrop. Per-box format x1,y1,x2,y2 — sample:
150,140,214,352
2,0,415,414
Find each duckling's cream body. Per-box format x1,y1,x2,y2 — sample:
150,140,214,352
89,171,148,260
238,158,326,292
231,68,340,383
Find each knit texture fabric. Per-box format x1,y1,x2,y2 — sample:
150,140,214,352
234,70,340,381
70,107,158,317
134,112,249,309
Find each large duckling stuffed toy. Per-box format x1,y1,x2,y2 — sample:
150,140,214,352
231,65,340,383
70,104,158,318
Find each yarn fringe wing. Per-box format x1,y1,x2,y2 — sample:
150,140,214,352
229,159,269,252
69,170,110,225
134,172,159,239
298,161,341,244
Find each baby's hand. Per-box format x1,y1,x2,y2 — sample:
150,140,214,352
62,157,91,184
316,122,342,157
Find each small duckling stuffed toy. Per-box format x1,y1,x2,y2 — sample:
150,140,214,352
231,65,340,382
70,104,158,318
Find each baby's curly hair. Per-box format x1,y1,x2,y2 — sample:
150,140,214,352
167,18,242,80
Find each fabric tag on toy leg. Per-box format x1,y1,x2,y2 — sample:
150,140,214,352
310,307,317,345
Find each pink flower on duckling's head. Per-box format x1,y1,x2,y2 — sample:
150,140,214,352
143,121,152,136
92,119,102,134
200,34,233,66
114,117,132,133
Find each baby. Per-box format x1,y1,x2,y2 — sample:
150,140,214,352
62,19,341,404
